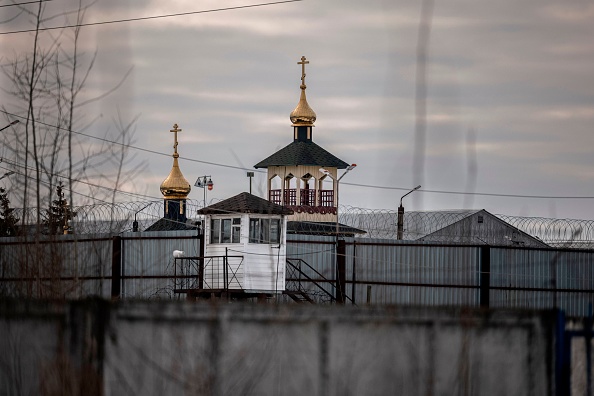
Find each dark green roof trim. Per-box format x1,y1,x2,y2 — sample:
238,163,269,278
254,141,349,169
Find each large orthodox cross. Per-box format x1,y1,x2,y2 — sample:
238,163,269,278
170,123,182,154
298,56,309,88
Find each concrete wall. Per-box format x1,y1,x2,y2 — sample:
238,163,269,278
0,299,555,396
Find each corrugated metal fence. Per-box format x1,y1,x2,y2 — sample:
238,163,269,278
117,231,201,298
0,231,200,299
1,232,592,316
286,234,594,317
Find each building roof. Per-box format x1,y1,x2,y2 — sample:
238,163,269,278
405,209,484,239
197,192,294,216
347,209,550,247
144,217,198,232
287,221,366,237
254,141,349,169
416,210,549,247
345,209,481,240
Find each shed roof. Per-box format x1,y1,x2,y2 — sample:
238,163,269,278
144,218,198,232
416,210,549,247
287,221,366,237
197,192,294,216
349,209,549,247
254,141,349,169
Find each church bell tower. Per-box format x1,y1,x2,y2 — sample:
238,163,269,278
254,56,351,223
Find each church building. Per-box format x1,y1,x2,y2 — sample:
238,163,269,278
144,123,196,231
254,57,363,236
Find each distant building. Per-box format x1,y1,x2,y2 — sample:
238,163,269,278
416,210,549,247
349,209,549,247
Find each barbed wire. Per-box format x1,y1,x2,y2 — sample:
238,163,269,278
9,201,594,248
339,206,594,248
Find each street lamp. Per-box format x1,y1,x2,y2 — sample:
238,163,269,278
194,176,214,207
397,185,421,240
246,171,254,194
132,201,156,232
320,164,356,303
0,120,19,132
319,164,357,236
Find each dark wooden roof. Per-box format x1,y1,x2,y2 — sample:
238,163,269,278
144,218,198,232
287,221,366,237
197,192,294,215
254,141,349,169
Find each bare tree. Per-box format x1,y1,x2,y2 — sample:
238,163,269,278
0,0,143,298
1,0,140,225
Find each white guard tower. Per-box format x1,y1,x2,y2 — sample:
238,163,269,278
195,192,294,298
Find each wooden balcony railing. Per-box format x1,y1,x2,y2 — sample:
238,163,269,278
300,189,316,207
284,189,297,206
268,188,335,209
319,190,334,207
269,189,282,205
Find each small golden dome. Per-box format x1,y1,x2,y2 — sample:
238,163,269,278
160,123,191,199
290,55,317,126
160,154,191,199
290,89,317,126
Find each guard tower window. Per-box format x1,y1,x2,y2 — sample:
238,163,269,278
211,218,241,244
249,218,281,244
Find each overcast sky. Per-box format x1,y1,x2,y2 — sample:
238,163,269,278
2,0,594,220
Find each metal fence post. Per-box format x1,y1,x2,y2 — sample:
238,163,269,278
199,228,205,289
224,247,229,290
586,304,593,396
555,310,571,396
352,240,357,305
111,236,122,300
479,246,490,308
337,239,346,304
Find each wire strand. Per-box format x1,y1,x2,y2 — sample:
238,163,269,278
0,0,53,8
3,110,593,201
0,0,303,35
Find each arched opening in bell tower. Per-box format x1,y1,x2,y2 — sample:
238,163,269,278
284,174,297,206
318,175,335,207
300,173,316,207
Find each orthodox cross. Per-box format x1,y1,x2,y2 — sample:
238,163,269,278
170,123,182,154
298,56,309,89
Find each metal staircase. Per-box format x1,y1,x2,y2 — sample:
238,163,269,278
285,257,354,304
283,290,315,304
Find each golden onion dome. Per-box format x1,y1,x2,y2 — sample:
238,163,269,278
290,55,317,126
160,154,191,199
160,123,191,199
290,88,317,126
